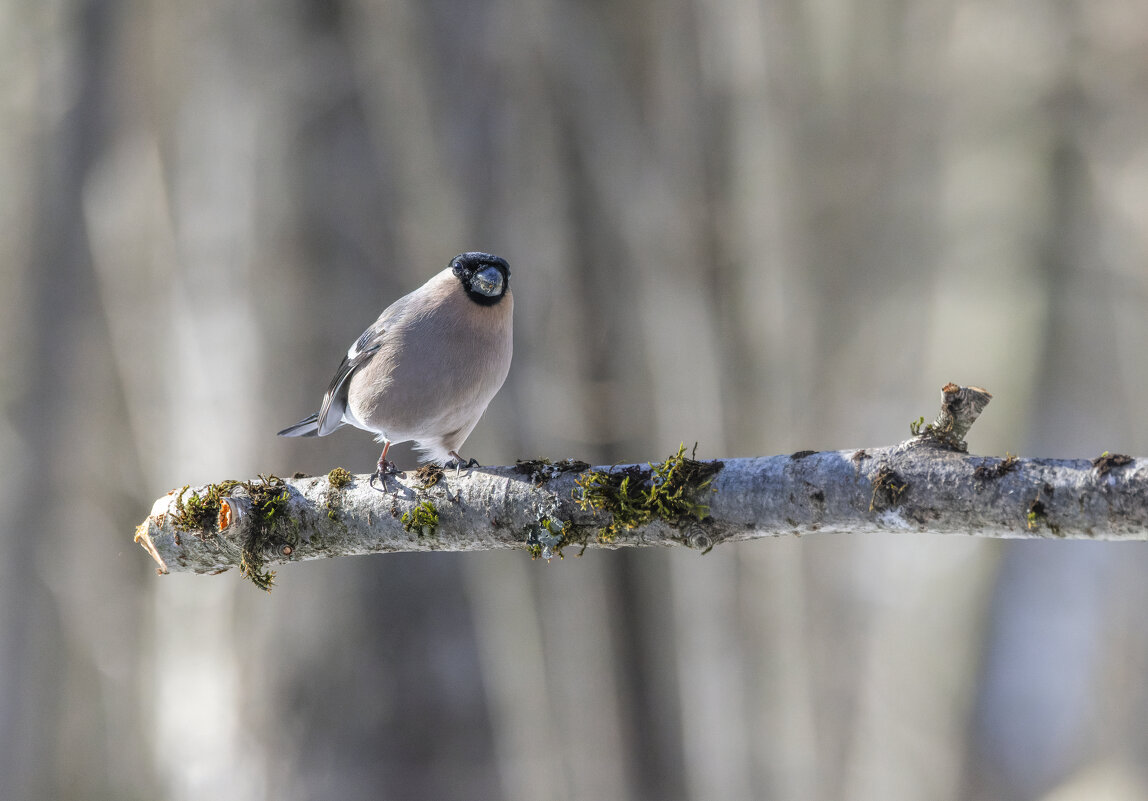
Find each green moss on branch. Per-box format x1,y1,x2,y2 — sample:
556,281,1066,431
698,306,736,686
574,444,722,543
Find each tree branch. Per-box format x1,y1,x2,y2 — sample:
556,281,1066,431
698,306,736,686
134,384,1148,590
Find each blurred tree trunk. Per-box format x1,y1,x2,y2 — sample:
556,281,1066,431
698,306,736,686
8,1,1148,800
0,2,161,799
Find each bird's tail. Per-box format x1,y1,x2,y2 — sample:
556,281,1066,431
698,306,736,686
277,412,321,437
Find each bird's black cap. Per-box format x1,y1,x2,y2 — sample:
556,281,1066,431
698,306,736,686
452,252,511,306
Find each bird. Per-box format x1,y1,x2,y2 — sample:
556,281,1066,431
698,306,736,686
278,252,513,489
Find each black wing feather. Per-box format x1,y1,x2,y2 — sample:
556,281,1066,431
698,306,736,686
315,320,386,436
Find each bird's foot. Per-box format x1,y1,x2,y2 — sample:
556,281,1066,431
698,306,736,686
369,459,400,492
445,452,480,477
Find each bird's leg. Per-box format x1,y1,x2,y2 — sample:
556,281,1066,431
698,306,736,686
369,441,398,492
445,450,480,478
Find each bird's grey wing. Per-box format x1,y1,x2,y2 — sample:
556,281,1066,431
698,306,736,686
315,318,387,436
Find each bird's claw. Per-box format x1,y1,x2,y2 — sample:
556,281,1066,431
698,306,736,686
444,455,480,477
369,459,400,492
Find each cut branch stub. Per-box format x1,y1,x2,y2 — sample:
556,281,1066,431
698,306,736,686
915,383,992,450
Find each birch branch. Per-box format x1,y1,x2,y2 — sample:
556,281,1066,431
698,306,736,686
135,384,1148,590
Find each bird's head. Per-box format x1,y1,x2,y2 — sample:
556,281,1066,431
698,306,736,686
452,252,511,306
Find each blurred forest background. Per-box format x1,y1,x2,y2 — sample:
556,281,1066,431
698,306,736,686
4,0,1148,799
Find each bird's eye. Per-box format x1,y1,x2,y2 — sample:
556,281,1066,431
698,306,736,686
472,266,504,297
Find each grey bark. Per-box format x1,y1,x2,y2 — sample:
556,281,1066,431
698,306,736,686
136,387,1148,583
137,447,1148,578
